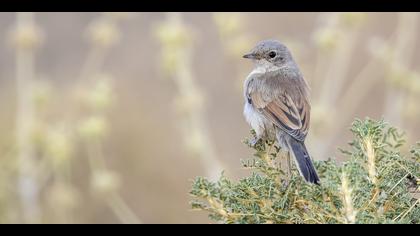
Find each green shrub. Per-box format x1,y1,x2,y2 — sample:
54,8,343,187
190,118,419,224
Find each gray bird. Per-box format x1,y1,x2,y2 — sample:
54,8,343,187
243,39,320,184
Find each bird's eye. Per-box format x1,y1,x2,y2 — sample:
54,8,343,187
268,51,276,58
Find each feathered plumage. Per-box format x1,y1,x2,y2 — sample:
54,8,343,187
243,39,320,184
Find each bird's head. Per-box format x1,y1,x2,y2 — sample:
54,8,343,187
243,39,294,68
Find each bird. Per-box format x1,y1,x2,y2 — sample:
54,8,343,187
242,39,320,184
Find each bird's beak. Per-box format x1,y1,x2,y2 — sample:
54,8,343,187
243,52,257,59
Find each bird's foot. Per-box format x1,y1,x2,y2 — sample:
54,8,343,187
248,137,262,147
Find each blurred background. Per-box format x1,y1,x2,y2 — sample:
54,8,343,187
0,12,419,224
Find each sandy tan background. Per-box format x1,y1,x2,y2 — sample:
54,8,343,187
0,12,419,223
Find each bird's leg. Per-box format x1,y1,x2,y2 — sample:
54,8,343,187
282,151,292,187
287,152,292,178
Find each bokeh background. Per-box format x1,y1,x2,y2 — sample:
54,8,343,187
0,12,419,224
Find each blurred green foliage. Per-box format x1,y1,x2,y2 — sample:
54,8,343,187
190,118,420,224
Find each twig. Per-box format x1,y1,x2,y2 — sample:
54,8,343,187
393,198,419,222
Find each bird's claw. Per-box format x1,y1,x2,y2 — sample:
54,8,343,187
249,137,261,147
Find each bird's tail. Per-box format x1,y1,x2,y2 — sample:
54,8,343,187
287,138,320,185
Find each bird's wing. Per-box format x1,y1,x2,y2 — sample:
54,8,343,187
247,78,310,142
